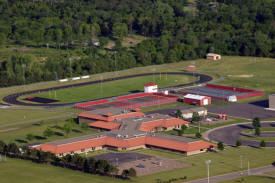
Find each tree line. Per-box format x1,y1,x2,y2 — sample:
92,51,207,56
0,140,136,179
0,0,275,87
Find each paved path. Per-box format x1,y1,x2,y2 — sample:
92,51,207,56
204,121,275,147
3,72,212,107
186,165,275,183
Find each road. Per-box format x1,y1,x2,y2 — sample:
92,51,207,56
3,72,212,107
186,165,275,183
205,122,275,147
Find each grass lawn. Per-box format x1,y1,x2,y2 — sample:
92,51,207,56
242,127,275,134
0,146,275,183
265,170,275,176
0,107,80,126
0,118,98,145
218,175,275,183
241,136,275,142
19,74,195,103
0,158,125,183
135,147,275,183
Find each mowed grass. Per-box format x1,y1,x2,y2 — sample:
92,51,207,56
241,136,275,142
0,107,80,126
1,147,274,183
265,170,275,176
20,74,195,103
135,147,275,183
0,158,125,183
218,176,275,183
0,119,98,145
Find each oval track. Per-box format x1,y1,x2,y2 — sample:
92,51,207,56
3,72,212,107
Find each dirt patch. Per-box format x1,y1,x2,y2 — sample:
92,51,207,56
118,157,190,176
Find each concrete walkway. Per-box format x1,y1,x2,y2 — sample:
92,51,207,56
186,165,275,183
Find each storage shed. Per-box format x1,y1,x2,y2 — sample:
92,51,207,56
183,94,211,106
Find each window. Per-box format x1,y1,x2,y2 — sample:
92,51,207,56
81,149,85,152
70,151,74,154
92,147,95,150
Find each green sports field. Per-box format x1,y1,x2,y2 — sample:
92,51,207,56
20,74,195,103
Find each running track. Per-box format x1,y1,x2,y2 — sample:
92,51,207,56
3,72,212,107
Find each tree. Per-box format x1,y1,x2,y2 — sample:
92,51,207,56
236,140,242,147
128,168,137,177
178,124,187,136
217,142,224,151
260,140,266,148
252,117,261,128
0,32,6,46
255,127,261,136
63,123,72,137
112,23,128,40
26,133,34,141
43,128,54,138
192,112,200,123
196,132,202,138
122,169,130,178
175,110,182,118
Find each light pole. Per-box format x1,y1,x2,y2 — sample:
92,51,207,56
240,155,243,170
205,160,211,183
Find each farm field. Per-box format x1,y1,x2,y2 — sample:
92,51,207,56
218,175,275,183
0,147,275,183
19,74,195,103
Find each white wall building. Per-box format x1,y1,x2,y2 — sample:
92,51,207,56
144,83,158,93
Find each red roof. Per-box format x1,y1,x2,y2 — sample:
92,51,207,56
89,121,120,130
36,136,215,155
144,82,157,87
78,111,145,122
139,118,189,132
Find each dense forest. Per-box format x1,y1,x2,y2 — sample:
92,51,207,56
0,0,275,87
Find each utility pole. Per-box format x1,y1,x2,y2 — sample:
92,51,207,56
205,160,211,183
199,122,201,133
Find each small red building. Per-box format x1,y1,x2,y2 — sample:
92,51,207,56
183,94,211,106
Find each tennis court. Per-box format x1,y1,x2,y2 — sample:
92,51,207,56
75,93,179,110
179,84,264,100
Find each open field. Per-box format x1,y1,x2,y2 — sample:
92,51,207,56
1,147,275,183
19,74,195,103
136,147,275,182
218,175,275,183
0,158,123,183
0,107,80,126
0,118,98,145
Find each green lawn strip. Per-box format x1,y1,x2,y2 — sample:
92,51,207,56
0,118,98,145
79,150,109,158
141,101,189,113
265,170,275,176
241,136,275,142
242,127,275,134
0,158,126,183
135,147,275,183
19,74,195,103
217,175,275,183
